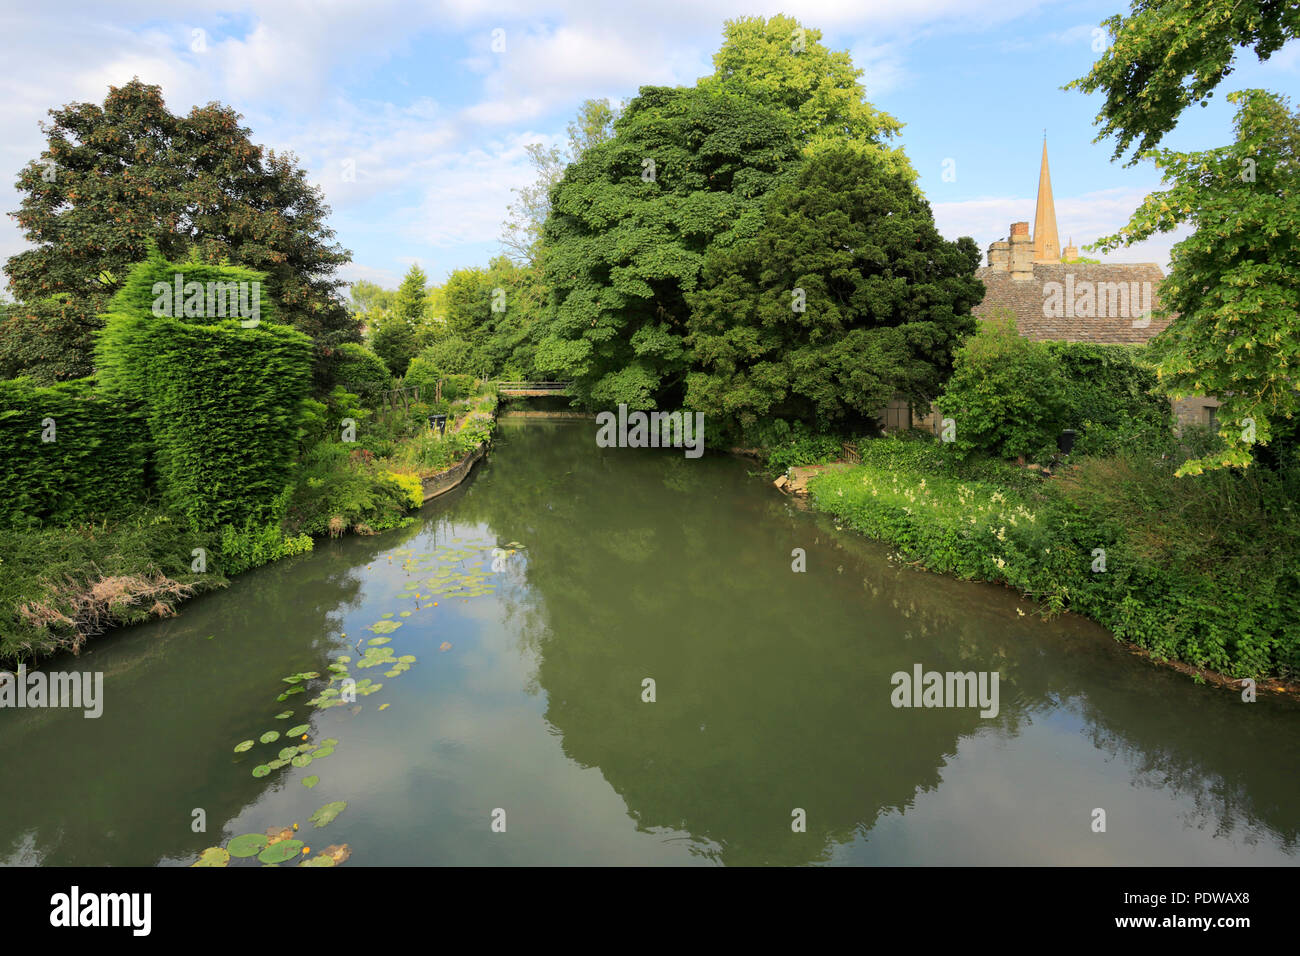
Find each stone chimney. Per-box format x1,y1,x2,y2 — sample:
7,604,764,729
1062,237,1078,261
987,238,1010,271
1009,221,1034,280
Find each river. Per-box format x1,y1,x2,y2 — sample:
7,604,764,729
1,418,1297,866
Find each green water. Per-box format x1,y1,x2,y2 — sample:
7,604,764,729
2,419,1297,866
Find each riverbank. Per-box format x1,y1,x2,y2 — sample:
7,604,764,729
798,433,1300,686
0,388,500,665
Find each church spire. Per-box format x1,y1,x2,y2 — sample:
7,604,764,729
1032,138,1061,263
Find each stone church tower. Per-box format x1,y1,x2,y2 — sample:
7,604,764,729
1032,139,1061,263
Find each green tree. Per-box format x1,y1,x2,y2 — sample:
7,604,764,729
701,14,908,173
1067,0,1300,164
685,146,983,435
536,84,801,409
4,79,356,383
392,263,429,326
1092,90,1300,474
502,99,619,267
369,311,418,378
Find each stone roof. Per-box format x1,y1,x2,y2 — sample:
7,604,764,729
973,262,1173,344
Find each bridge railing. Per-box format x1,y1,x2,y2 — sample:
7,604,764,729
494,381,572,392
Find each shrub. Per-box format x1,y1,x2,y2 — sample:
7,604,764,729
0,377,151,527
95,250,314,532
936,312,1067,461
332,343,392,401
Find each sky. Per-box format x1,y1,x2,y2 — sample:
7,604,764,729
1,0,1297,291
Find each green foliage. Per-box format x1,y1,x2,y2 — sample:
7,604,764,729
701,13,907,166
406,339,480,386
686,146,982,433
95,251,314,532
5,79,355,385
537,83,801,408
1067,0,1299,163
809,435,1300,677
369,310,418,377
1091,90,1300,474
936,313,1068,461
750,419,843,471
1045,341,1172,455
282,441,419,539
0,508,224,662
0,377,150,527
218,520,313,576
331,342,391,400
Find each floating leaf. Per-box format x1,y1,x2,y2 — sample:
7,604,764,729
266,826,294,844
268,758,289,770
192,846,230,867
321,844,351,864
309,801,348,828
278,747,298,760
369,620,402,634
299,853,335,866
259,731,280,744
284,687,305,696
292,754,313,769
311,746,335,759
321,738,339,747
227,833,268,858
233,740,254,753
398,655,416,663
336,655,351,664
399,611,412,617
258,840,305,864
367,637,392,646
378,703,390,711
302,775,320,789
274,711,293,719
381,612,394,619
287,724,309,737
252,764,271,778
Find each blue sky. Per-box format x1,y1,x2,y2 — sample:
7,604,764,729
1,0,1297,290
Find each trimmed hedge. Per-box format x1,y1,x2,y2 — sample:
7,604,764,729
96,250,314,532
0,377,150,527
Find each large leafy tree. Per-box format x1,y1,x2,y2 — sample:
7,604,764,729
4,79,355,383
701,13,908,172
501,98,619,268
369,263,429,376
1066,0,1300,164
686,146,982,435
1092,90,1300,474
536,85,800,409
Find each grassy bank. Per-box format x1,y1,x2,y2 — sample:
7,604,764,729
0,387,499,665
806,434,1300,680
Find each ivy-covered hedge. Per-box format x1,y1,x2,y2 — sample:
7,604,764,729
0,377,150,527
96,250,314,532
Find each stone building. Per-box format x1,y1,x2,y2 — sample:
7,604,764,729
878,142,1219,433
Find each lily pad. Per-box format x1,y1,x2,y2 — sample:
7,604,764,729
299,853,335,866
268,758,289,770
321,738,339,747
259,731,280,744
302,775,320,789
309,801,348,828
291,754,313,769
274,711,293,719
367,637,392,646
192,846,230,867
287,724,309,737
227,833,268,858
369,620,402,634
258,839,305,864
278,747,298,761
251,764,271,778
378,703,390,711
233,740,254,753
310,746,335,759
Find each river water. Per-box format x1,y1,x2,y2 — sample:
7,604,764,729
2,419,1297,866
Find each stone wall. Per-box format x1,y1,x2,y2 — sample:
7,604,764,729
420,441,488,503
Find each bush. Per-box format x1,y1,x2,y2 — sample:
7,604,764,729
0,377,151,527
282,441,421,537
95,250,315,532
937,312,1067,461
332,343,392,401
753,419,843,471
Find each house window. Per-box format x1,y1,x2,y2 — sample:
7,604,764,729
1206,406,1218,427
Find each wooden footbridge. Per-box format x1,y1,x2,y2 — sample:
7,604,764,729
495,381,572,397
